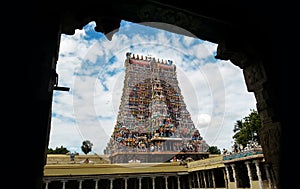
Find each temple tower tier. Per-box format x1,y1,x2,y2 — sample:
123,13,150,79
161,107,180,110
104,52,209,163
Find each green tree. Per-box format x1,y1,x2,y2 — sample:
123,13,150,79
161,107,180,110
81,140,93,155
48,145,70,154
207,146,221,154
232,109,262,147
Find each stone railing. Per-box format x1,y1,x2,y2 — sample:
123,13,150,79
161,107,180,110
46,154,110,164
222,148,263,161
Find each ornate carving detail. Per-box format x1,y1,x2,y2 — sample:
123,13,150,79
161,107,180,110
243,63,267,92
259,108,276,125
258,122,281,162
215,41,251,69
254,88,277,124
136,4,227,41
254,89,267,111
258,122,281,188
137,5,192,28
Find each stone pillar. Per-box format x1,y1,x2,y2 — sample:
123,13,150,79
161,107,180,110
124,178,128,189
225,165,231,189
208,170,213,188
207,171,211,188
44,180,49,189
248,73,281,189
196,172,200,188
231,164,238,189
222,169,228,189
177,176,181,189
27,17,62,189
264,164,274,189
245,161,253,189
216,40,281,189
139,177,142,189
109,178,114,189
152,177,155,189
61,180,66,189
164,176,168,189
78,180,83,189
211,170,216,189
94,179,99,189
202,171,207,188
191,173,195,188
254,160,263,189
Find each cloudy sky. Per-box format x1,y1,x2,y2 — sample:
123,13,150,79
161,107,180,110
49,20,257,155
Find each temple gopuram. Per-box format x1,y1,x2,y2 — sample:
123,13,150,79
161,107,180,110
104,52,209,163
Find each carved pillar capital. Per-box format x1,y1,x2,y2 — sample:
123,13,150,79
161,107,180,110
215,41,252,69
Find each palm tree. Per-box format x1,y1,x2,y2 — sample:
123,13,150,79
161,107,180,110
233,119,243,133
232,109,262,147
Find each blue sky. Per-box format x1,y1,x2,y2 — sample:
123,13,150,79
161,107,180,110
49,20,257,155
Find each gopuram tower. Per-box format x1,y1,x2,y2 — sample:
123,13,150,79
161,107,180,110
104,52,209,163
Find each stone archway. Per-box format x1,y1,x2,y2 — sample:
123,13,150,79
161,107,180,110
23,1,279,189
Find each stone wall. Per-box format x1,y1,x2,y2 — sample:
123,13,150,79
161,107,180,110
46,154,110,164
